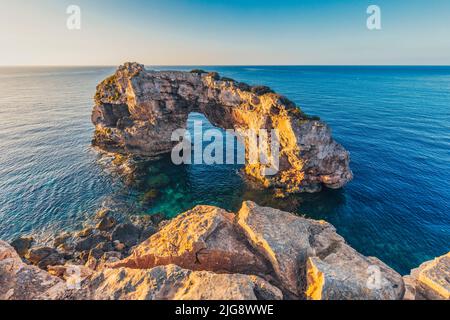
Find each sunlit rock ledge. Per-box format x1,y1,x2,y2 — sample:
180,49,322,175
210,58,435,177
2,201,447,300
91,62,353,193
403,252,450,300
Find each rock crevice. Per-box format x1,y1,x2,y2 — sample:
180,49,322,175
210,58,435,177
103,201,404,299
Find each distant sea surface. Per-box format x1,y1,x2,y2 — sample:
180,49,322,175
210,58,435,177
0,66,449,274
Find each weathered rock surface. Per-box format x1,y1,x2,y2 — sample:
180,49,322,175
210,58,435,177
110,223,140,247
237,201,324,295
0,241,67,300
76,264,282,300
10,236,33,257
96,215,116,231
236,201,404,299
110,206,270,277
4,202,445,300
92,62,352,193
25,246,65,269
108,201,404,299
403,252,449,300
74,234,109,252
306,255,404,300
7,208,166,276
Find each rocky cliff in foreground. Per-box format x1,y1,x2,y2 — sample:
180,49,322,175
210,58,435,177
3,201,447,300
403,252,449,300
92,63,352,193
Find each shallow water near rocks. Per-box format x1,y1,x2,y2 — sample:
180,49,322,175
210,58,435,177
0,66,449,275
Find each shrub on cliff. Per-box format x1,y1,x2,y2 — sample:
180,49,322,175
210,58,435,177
251,85,275,95
221,76,235,82
190,69,207,74
207,72,220,80
95,75,120,103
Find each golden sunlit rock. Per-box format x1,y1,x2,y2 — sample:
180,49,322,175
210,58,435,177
403,252,449,300
108,205,269,276
78,264,282,300
2,203,446,300
92,62,353,193
237,201,404,299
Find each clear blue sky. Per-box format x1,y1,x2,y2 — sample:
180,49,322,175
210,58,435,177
1,0,449,65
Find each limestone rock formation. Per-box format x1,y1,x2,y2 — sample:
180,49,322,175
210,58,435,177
108,201,404,299
92,62,352,193
236,201,404,299
109,206,270,277
237,201,315,295
306,255,404,300
3,203,447,300
78,264,282,300
0,241,67,300
403,252,449,300
10,236,33,257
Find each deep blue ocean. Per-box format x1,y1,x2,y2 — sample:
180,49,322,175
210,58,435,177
0,66,449,274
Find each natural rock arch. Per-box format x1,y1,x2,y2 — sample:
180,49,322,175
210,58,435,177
92,62,352,193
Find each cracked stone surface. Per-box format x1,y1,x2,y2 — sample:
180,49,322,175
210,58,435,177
107,201,404,299
403,252,449,300
236,201,404,299
109,205,270,278
73,264,282,300
0,241,68,300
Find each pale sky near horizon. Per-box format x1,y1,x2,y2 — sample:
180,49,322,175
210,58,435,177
1,0,449,66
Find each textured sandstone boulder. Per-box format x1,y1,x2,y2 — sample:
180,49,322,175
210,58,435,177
403,252,449,300
92,62,352,193
109,205,269,276
306,255,404,300
237,201,316,295
0,241,67,300
237,201,404,299
26,246,65,269
110,223,141,247
95,215,116,231
10,236,33,257
81,264,282,300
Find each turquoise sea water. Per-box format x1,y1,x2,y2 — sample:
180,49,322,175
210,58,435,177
0,66,449,274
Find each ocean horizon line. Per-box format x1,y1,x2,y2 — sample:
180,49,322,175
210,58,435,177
1,64,450,68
